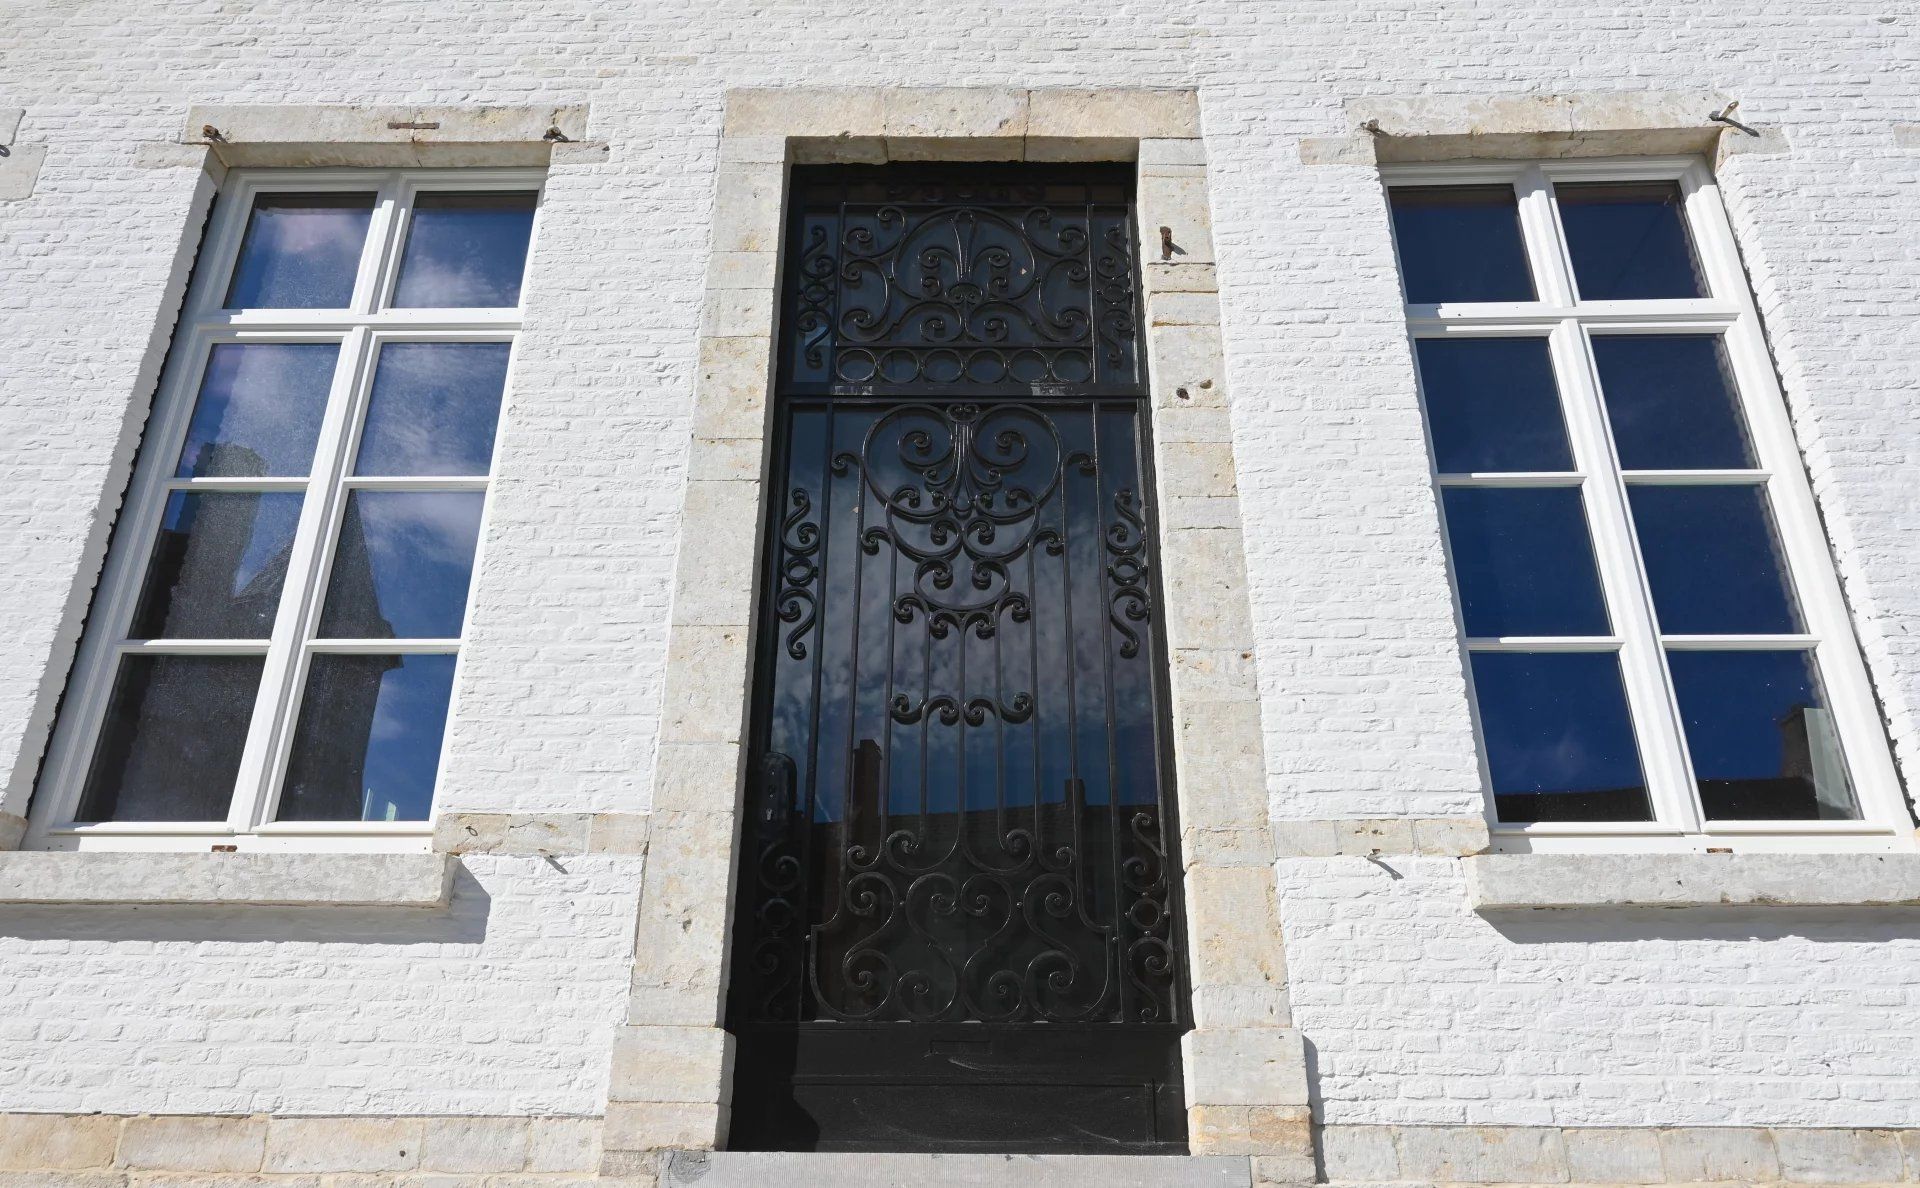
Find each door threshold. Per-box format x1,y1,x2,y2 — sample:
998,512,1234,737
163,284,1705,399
664,1150,1256,1188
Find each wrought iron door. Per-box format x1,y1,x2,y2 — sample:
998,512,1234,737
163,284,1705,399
727,165,1190,1153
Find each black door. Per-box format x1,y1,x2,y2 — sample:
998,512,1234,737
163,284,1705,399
727,165,1190,1154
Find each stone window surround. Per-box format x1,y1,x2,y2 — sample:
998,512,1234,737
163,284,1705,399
0,104,626,910
602,87,1312,1178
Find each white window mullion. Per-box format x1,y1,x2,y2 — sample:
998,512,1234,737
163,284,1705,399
1547,320,1704,834
225,324,377,832
1513,165,1575,307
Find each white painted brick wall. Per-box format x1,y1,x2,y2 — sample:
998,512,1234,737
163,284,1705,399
0,0,1915,1126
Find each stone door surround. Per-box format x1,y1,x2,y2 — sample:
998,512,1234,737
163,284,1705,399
602,87,1311,1182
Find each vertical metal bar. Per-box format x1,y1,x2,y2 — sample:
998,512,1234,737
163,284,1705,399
1091,402,1127,1022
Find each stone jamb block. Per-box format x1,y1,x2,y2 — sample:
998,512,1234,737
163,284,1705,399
1187,1103,1313,1160
604,1102,729,1155
1181,1028,1310,1108
690,335,773,441
609,1026,738,1105
704,251,779,292
0,109,21,144
588,812,653,856
669,480,762,627
699,286,777,339
0,811,23,851
1138,173,1217,265
657,626,752,745
710,166,787,254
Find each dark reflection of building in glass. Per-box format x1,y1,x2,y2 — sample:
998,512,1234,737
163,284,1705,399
83,444,295,822
275,499,401,822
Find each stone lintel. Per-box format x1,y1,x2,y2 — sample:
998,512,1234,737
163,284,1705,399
1466,851,1920,910
728,87,1200,162
0,851,454,908
183,103,591,168
1307,89,1785,166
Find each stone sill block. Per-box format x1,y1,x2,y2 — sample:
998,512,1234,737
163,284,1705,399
0,851,455,908
663,1151,1253,1186
1466,852,1920,911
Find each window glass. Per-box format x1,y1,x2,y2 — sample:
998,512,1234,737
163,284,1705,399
130,491,304,639
225,192,375,309
319,491,485,639
1667,649,1858,820
391,191,538,308
1471,651,1650,822
277,653,458,822
1556,182,1706,301
1442,487,1610,637
1388,186,1536,304
175,343,340,478
1628,485,1802,635
1416,338,1572,473
355,342,511,476
76,655,264,822
1592,335,1755,471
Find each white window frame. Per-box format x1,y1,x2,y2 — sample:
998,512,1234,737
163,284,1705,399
1384,156,1914,854
27,167,543,853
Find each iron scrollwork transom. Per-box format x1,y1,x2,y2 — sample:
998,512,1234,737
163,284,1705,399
779,166,1145,399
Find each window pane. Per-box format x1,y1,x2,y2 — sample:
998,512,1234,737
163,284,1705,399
175,342,340,478
319,491,484,639
1388,186,1536,304
1628,485,1802,634
276,653,457,822
130,491,304,639
1442,487,1610,636
1472,651,1650,823
225,192,375,309
1592,335,1755,471
355,342,511,476
391,191,538,308
1556,182,1707,301
1416,338,1572,473
77,654,263,822
1668,649,1858,820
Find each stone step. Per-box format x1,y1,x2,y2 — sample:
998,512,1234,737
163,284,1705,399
662,1150,1256,1187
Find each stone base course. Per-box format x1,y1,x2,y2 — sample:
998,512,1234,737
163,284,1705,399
6,1115,1920,1185
0,1114,603,1181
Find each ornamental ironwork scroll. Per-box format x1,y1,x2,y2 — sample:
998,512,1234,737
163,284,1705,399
735,165,1179,1033
780,167,1144,398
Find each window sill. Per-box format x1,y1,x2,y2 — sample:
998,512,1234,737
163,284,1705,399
0,851,454,908
1464,852,1920,911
